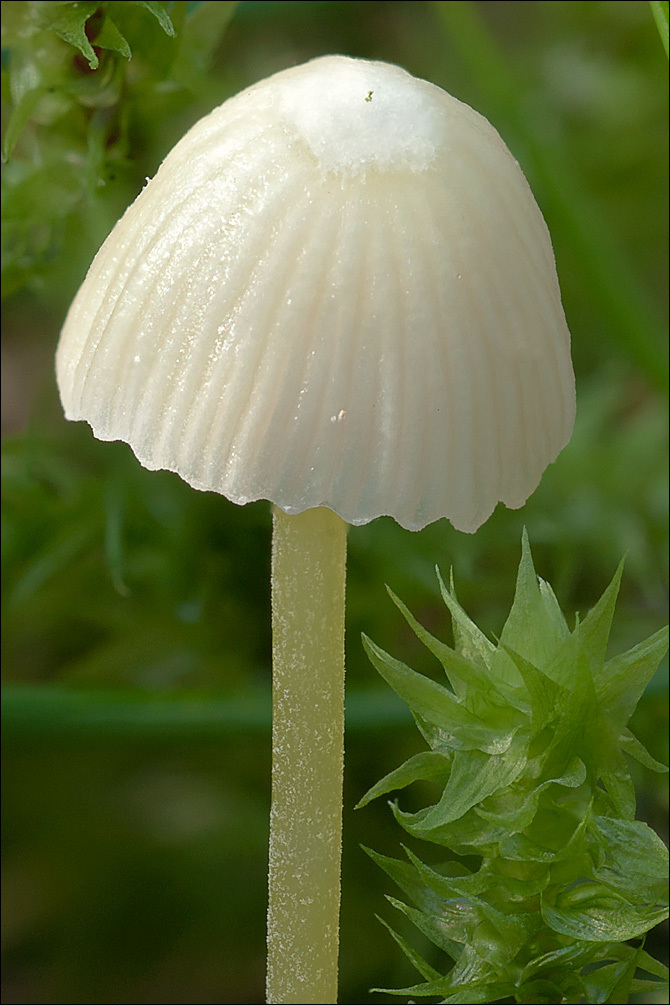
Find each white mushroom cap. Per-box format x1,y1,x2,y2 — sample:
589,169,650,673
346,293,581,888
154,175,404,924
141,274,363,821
56,55,575,532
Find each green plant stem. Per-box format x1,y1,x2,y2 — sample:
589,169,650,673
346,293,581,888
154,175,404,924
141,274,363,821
267,506,347,1004
650,1,670,56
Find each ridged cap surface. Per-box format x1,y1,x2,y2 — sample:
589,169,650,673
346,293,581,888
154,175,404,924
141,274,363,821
56,55,575,531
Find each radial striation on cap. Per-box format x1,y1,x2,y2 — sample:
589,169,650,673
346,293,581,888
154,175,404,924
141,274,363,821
56,55,575,532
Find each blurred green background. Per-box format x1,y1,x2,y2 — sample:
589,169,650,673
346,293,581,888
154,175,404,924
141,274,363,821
2,2,668,1002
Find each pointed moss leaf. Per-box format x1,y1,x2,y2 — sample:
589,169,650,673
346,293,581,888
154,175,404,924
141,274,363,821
501,831,571,864
440,657,527,726
494,530,567,677
402,847,485,903
635,949,670,981
472,863,550,903
475,902,534,966
542,643,599,759
500,644,563,727
630,977,670,993
362,635,512,753
448,942,499,986
374,915,444,983
540,618,596,692
411,710,451,755
542,896,669,942
580,951,638,1004
520,939,602,982
393,800,510,855
387,895,467,956
410,744,527,832
597,626,669,726
600,749,636,819
368,979,449,998
384,596,524,723
519,795,593,864
401,846,543,910
95,15,132,60
593,816,669,904
133,1,176,36
48,2,101,68
475,756,586,830
541,753,588,790
505,526,543,619
474,784,542,832
619,728,668,771
575,558,625,673
538,577,570,638
355,750,450,809
515,977,580,1003
387,582,502,707
436,567,496,670
387,585,475,700
369,976,478,999
363,846,455,918
625,950,669,1000
439,981,517,1003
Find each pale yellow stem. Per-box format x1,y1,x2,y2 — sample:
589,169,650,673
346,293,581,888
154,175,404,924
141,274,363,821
267,506,347,1005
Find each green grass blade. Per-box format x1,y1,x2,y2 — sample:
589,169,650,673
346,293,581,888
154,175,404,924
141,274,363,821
650,1,670,55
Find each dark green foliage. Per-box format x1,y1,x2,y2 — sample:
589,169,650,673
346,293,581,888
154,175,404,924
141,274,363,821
1,0,237,297
360,535,669,1003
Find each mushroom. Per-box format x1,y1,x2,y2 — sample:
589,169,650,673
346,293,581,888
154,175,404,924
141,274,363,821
56,55,575,1004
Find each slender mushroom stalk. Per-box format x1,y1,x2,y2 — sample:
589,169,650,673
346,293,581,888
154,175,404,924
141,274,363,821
56,56,575,1004
268,506,346,1004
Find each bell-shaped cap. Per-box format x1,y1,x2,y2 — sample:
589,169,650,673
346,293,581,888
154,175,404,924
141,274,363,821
56,55,575,532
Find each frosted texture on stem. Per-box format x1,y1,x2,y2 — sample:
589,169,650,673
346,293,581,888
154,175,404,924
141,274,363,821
268,507,347,1004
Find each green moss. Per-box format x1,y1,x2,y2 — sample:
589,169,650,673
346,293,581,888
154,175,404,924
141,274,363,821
361,533,669,1003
